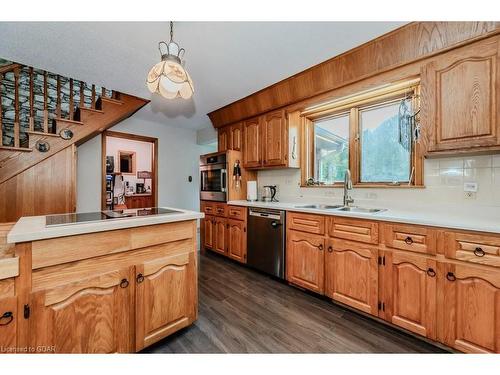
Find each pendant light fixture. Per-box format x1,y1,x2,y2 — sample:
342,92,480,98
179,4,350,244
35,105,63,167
146,21,194,99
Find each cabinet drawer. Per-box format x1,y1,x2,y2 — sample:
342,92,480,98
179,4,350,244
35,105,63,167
287,212,325,235
383,224,436,255
201,201,216,215
328,217,378,244
214,203,227,217
444,231,500,268
227,206,247,221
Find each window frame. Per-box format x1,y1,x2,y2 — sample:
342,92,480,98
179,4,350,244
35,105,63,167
300,79,423,188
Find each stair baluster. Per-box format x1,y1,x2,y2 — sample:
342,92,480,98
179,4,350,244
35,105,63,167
43,71,48,133
69,78,74,121
13,68,19,147
0,73,3,146
29,67,34,131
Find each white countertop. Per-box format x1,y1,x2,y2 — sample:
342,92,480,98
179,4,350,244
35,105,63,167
8,207,204,243
228,200,500,234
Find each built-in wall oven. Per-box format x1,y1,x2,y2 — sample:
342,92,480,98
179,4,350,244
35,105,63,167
200,152,227,202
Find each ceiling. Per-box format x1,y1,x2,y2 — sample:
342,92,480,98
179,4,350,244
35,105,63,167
0,22,405,130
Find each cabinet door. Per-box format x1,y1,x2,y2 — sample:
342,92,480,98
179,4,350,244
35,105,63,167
286,230,325,294
422,38,499,152
230,122,243,151
29,267,134,353
262,110,287,167
214,217,227,255
384,251,437,339
203,215,215,249
243,117,262,168
218,127,230,152
227,219,246,263
0,296,17,351
440,262,500,353
325,239,378,315
135,251,197,351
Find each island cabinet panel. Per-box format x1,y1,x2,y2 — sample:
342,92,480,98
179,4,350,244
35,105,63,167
439,262,500,353
422,37,500,153
242,116,262,168
325,239,379,315
29,266,134,353
227,219,246,263
383,251,437,339
0,296,17,351
286,231,325,294
135,252,197,351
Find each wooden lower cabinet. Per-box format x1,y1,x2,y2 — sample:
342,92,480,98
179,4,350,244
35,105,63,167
0,296,17,351
383,251,437,340
203,215,215,250
227,219,246,263
135,252,197,351
440,261,500,353
214,217,227,255
325,239,378,315
29,266,134,353
286,230,325,294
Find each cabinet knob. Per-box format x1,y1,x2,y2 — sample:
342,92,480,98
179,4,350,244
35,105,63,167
404,236,413,245
446,272,456,282
474,247,485,257
318,244,323,251
136,273,145,284
0,311,13,326
120,278,129,288
327,246,333,253
426,268,436,277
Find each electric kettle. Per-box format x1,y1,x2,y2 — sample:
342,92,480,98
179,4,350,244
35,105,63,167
262,185,278,202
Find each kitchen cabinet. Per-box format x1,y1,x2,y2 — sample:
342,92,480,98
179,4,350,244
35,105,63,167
217,126,230,152
29,266,134,353
383,251,437,339
125,194,153,209
325,239,378,315
242,117,262,168
214,217,228,255
203,215,216,250
230,123,242,151
0,296,17,350
262,110,287,167
422,37,500,154
135,252,197,351
286,230,325,294
440,261,500,353
227,219,246,263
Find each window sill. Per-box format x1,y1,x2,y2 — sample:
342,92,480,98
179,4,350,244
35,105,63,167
300,183,425,189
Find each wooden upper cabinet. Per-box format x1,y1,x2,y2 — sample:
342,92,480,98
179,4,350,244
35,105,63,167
29,267,134,353
242,117,262,168
262,110,287,167
440,262,500,353
422,37,500,153
227,219,246,263
383,251,437,340
230,122,243,151
325,239,378,315
286,230,325,294
217,126,231,152
135,252,196,351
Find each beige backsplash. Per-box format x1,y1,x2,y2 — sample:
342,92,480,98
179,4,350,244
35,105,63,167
256,155,500,208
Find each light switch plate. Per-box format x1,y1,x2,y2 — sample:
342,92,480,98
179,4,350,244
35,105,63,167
463,182,478,192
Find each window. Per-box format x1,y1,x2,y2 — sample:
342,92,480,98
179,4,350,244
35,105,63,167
302,79,422,187
313,113,349,184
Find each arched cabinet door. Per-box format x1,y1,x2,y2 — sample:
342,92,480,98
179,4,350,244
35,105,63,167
29,267,134,353
135,252,197,351
440,262,500,353
227,219,246,263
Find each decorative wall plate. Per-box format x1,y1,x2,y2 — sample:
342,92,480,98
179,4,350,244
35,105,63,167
35,140,50,153
59,128,74,140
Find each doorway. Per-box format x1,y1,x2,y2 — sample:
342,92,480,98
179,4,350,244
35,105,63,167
101,131,158,210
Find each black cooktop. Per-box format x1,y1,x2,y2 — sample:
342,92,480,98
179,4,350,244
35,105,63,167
46,208,181,227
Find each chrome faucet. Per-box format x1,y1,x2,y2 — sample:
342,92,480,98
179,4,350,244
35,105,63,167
343,169,354,207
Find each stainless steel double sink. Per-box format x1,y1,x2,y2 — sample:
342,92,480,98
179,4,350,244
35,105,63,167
294,204,386,214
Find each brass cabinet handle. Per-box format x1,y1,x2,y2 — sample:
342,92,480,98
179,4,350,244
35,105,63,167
327,246,333,253
474,247,485,257
136,273,145,284
404,236,413,245
446,272,456,282
120,278,129,288
426,268,436,277
318,244,323,251
0,311,13,326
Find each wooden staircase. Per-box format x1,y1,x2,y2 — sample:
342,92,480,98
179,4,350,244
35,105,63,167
0,59,149,222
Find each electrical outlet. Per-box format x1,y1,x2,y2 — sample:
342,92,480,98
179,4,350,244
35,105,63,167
464,191,476,200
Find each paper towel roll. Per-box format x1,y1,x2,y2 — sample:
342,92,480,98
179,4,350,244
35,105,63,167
247,181,257,201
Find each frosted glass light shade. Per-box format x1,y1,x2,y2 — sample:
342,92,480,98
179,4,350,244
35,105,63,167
147,59,194,99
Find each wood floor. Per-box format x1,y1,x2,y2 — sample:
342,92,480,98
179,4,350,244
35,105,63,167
144,252,448,353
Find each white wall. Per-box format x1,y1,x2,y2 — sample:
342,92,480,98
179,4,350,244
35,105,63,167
77,116,214,213
257,155,500,208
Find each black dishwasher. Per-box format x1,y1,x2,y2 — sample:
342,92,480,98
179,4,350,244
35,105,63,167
246,207,286,279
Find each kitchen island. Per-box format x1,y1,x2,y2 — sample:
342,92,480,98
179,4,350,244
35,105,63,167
0,207,203,353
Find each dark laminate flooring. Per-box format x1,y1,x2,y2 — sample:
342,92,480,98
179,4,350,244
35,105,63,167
144,252,447,353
